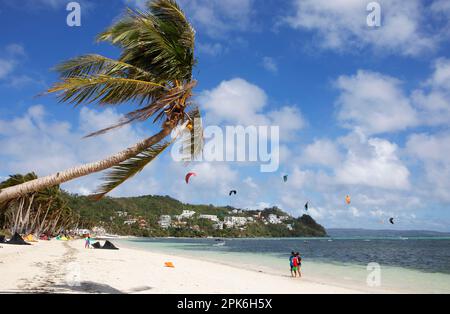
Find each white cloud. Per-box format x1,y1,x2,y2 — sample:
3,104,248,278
412,58,450,125
198,42,225,56
0,43,25,80
179,0,255,38
335,70,418,135
335,135,410,190
199,78,306,139
301,139,342,167
262,57,278,74
406,132,450,201
284,0,439,56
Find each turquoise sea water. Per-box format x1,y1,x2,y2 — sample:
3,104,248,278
116,237,450,294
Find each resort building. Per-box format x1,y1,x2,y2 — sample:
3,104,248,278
158,215,172,229
199,215,219,222
179,210,196,220
224,216,248,228
268,214,282,224
124,219,137,225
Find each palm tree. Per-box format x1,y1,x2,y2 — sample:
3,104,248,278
0,0,203,203
0,173,78,235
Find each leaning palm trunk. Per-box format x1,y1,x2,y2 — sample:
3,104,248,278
0,129,171,203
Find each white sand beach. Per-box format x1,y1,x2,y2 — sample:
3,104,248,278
0,239,367,294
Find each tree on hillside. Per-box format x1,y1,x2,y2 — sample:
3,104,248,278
0,0,203,203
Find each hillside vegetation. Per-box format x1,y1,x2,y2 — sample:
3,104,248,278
66,194,327,238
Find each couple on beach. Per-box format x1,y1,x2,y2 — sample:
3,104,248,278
289,252,302,278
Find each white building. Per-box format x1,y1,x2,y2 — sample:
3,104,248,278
213,222,224,230
199,215,219,223
158,215,172,229
268,214,281,224
224,216,248,228
124,219,137,225
180,210,196,220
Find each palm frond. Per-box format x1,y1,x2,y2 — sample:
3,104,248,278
47,76,166,106
91,141,172,200
54,54,157,82
181,106,204,162
98,0,196,82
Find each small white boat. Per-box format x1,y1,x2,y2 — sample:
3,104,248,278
214,242,226,247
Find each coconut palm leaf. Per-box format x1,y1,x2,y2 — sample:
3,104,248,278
55,54,157,82
181,106,204,162
98,0,195,82
48,76,166,106
91,141,172,200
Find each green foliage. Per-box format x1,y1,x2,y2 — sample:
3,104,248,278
66,193,327,238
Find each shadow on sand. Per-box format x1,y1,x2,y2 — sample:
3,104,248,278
52,281,124,294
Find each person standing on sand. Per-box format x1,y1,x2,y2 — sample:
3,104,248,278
85,235,91,249
291,253,300,277
296,252,302,278
289,251,296,277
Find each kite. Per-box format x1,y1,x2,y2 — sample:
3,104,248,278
283,175,288,183
304,202,309,211
345,195,351,205
389,217,395,225
185,172,197,184
229,190,237,196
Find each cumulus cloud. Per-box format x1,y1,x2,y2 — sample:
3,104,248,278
412,58,450,125
283,0,439,56
301,139,342,167
198,78,306,140
335,134,410,190
406,132,450,202
335,70,418,134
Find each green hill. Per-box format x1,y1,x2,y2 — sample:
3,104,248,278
65,193,327,238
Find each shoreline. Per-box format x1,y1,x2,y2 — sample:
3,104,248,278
0,239,368,294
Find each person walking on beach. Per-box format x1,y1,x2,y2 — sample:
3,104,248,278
289,251,296,277
296,252,302,278
291,252,300,277
85,235,91,249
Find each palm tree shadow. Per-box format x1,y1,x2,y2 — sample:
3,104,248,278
53,281,124,294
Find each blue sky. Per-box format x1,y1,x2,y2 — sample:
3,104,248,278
0,0,449,231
